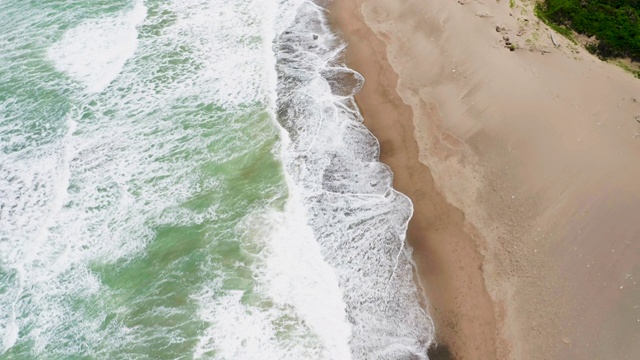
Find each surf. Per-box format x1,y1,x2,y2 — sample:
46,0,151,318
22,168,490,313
0,0,433,358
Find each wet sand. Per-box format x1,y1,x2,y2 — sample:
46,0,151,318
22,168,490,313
329,0,640,358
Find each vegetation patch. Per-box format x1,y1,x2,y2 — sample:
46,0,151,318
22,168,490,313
536,0,640,60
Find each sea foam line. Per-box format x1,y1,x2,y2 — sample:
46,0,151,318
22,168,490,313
271,1,435,358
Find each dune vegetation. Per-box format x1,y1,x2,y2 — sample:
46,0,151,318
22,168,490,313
537,0,640,61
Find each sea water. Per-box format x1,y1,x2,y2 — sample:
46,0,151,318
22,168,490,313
0,0,434,358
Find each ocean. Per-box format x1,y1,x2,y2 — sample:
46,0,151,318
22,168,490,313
0,0,434,358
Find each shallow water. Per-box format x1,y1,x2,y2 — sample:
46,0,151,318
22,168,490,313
0,0,433,358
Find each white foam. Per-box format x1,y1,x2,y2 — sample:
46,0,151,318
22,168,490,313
47,1,146,93
194,289,317,360
193,192,353,360
271,2,435,358
1,305,18,353
258,192,353,359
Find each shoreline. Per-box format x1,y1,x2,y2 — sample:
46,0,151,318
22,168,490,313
328,1,502,358
329,0,640,359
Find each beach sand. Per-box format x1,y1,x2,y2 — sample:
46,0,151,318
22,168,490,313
329,0,640,358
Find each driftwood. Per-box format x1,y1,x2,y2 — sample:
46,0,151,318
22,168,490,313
550,33,559,47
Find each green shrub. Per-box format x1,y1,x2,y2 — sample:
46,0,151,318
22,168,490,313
537,0,640,60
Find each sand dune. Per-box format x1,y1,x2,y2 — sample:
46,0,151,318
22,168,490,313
330,0,640,358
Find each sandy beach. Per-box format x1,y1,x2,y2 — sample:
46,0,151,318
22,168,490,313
329,0,640,358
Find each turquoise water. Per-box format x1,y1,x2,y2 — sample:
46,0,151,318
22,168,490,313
0,0,433,359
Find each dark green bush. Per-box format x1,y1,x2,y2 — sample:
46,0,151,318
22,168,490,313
537,0,640,60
